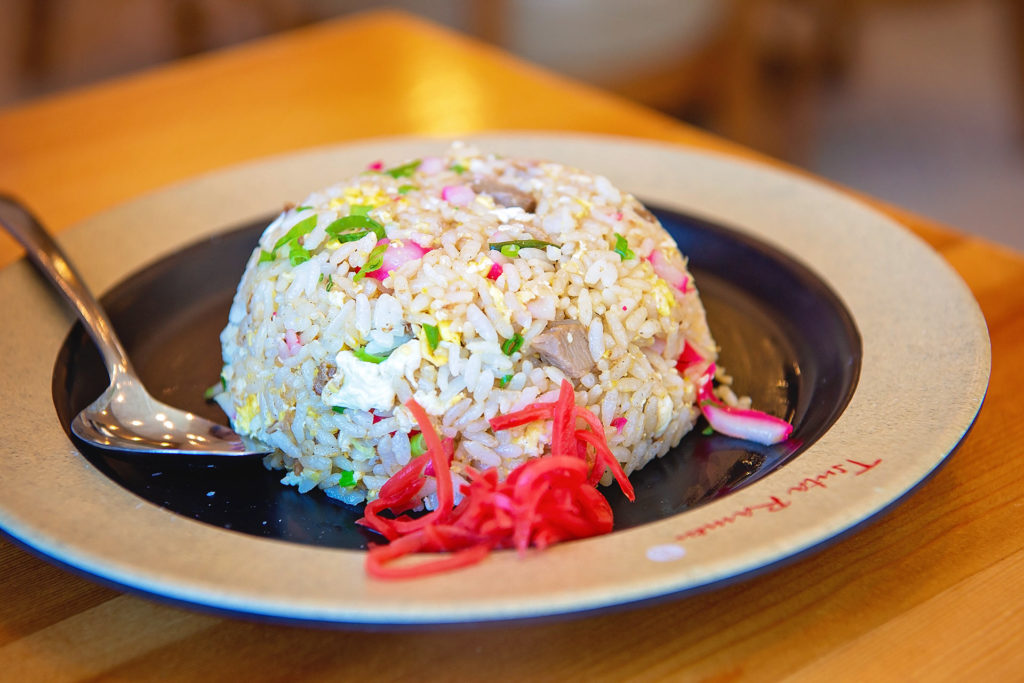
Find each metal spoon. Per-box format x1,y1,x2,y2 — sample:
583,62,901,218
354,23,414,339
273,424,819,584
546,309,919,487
0,195,270,456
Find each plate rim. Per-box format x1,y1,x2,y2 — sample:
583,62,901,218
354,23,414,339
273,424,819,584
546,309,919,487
0,132,991,624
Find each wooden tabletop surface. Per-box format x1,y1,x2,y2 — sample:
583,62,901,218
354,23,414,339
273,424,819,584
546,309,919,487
1,10,1021,681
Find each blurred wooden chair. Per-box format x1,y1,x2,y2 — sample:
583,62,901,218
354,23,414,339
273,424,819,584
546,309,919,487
18,0,312,93
712,0,859,161
467,0,859,163
28,0,1001,164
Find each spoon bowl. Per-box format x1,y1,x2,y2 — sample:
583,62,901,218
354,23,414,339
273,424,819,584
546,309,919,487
0,194,270,457
71,373,266,455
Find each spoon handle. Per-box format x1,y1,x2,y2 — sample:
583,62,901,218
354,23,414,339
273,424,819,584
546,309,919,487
0,195,134,378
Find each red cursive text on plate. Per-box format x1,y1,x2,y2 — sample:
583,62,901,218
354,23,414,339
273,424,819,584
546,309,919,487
676,458,882,541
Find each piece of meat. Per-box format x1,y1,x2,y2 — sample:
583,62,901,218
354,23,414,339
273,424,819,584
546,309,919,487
472,178,537,212
530,320,595,379
313,363,336,396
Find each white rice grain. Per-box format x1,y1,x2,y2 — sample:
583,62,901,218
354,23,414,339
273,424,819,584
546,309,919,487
465,303,497,342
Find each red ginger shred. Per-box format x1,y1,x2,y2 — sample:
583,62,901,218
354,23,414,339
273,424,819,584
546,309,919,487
358,380,634,579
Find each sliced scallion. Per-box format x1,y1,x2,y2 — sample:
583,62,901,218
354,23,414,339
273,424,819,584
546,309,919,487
288,243,311,266
326,214,386,241
409,432,427,457
501,333,524,356
423,323,440,351
384,159,421,179
338,469,357,487
325,274,334,292
258,249,275,263
336,230,370,243
332,406,346,414
273,215,318,251
353,242,389,283
613,233,635,260
397,184,417,195
450,163,467,174
499,374,513,388
488,240,559,258
353,346,387,364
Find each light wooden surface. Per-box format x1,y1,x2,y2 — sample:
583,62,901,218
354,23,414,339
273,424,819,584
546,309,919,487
1,10,1021,681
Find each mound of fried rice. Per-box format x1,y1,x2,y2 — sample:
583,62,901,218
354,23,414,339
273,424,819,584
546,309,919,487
215,144,719,507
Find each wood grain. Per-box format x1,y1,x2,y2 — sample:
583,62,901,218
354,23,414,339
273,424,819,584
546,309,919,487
1,10,1021,681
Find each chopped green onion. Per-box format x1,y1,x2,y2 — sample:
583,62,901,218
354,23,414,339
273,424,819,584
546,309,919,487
410,432,427,457
499,374,513,387
349,204,372,216
331,406,346,414
288,243,311,266
258,249,275,263
384,159,421,178
489,240,559,258
326,215,386,241
338,470,357,487
397,184,417,195
353,346,387,364
353,242,389,282
294,205,312,212
423,323,440,351
325,274,333,292
203,373,227,400
501,333,524,356
335,230,370,243
273,215,318,251
450,163,467,174
613,233,635,260
702,425,714,436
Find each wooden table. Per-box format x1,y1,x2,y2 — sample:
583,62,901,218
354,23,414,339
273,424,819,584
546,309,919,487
1,10,1020,681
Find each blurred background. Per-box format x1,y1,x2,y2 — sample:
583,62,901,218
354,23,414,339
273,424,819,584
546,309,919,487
0,0,1021,250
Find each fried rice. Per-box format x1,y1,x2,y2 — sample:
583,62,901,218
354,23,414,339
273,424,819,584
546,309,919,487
214,144,719,508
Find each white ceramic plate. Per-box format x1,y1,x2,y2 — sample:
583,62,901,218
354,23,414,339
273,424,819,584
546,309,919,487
0,134,990,625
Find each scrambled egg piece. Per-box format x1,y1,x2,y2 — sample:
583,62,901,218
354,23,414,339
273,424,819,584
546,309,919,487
439,320,460,344
321,340,420,411
487,283,510,320
572,197,592,219
651,278,676,317
466,258,491,277
235,394,260,432
420,333,447,366
411,389,465,416
341,184,388,208
419,320,463,366
516,421,547,455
